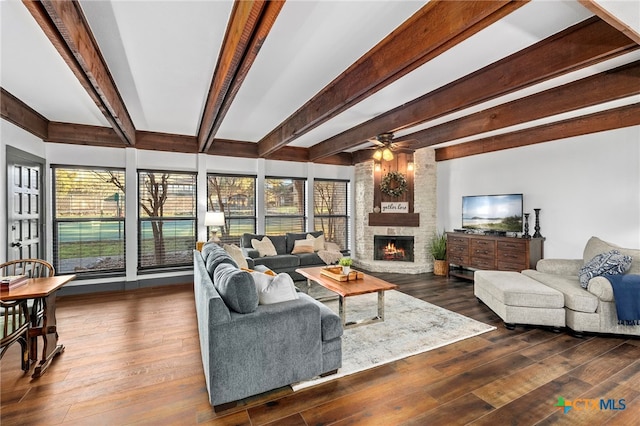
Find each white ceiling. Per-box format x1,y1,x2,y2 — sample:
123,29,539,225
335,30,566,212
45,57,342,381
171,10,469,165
1,0,639,154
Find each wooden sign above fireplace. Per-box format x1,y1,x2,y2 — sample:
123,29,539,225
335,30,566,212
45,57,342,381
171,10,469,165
370,151,419,227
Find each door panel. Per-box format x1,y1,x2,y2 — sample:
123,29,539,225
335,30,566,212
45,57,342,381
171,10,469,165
6,151,44,262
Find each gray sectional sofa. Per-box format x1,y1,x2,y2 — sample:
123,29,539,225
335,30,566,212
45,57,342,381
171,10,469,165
240,232,349,282
193,243,342,409
475,236,640,337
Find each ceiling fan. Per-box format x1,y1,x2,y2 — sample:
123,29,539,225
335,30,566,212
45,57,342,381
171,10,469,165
369,132,414,161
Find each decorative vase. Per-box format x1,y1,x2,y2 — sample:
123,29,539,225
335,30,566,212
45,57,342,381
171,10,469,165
342,266,351,275
433,260,448,276
523,213,530,239
533,208,543,238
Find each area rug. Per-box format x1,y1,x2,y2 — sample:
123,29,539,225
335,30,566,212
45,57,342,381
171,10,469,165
292,289,496,391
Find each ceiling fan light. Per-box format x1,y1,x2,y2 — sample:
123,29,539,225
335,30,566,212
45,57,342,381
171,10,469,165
382,147,394,161
372,149,383,161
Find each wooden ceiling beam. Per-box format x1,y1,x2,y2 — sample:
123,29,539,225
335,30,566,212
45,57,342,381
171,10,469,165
408,60,640,150
258,0,527,158
578,0,640,44
435,103,640,161
309,16,638,161
1,87,49,139
198,0,284,153
47,122,124,148
136,131,198,153
22,0,136,146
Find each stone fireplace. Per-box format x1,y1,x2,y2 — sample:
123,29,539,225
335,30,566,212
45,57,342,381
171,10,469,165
353,148,436,274
374,235,414,262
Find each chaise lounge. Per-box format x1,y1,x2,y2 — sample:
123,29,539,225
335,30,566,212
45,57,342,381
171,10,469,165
475,236,640,336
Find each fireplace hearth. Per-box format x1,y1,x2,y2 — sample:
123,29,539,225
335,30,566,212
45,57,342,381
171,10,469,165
374,235,414,262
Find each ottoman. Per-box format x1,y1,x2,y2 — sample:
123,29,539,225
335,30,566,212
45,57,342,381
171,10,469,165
474,270,565,330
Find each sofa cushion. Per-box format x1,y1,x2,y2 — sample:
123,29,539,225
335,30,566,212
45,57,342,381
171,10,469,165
286,231,323,254
251,237,278,257
297,252,324,267
213,263,258,314
522,269,599,313
251,271,299,305
242,233,287,255
252,254,300,270
578,250,632,288
205,245,237,277
583,236,640,274
223,244,248,269
474,271,564,308
291,239,315,254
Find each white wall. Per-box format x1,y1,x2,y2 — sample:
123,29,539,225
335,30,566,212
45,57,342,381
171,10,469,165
437,126,640,259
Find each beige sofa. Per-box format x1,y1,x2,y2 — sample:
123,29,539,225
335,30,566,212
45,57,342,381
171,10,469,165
521,236,640,336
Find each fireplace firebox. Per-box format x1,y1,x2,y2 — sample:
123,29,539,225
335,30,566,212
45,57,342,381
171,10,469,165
374,235,414,262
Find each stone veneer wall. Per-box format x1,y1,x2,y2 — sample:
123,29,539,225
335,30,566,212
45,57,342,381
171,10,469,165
354,148,437,274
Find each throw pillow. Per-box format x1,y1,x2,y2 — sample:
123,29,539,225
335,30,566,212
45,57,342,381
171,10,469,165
306,233,325,251
292,239,315,254
223,244,248,269
251,272,299,305
578,250,632,288
213,263,258,313
251,237,277,257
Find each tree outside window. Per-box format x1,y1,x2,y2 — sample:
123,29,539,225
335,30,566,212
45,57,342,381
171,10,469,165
138,171,196,269
314,179,349,250
52,167,125,275
207,175,256,245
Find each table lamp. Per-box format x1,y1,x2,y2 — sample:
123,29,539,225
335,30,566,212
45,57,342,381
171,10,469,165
204,211,225,243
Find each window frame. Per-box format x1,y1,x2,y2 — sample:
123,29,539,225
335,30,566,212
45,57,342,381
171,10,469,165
264,176,307,234
51,165,126,278
206,173,257,245
313,178,350,250
137,169,197,272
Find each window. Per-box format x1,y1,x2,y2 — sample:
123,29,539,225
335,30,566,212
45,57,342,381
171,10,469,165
138,171,196,270
207,174,256,245
265,177,306,234
52,166,125,275
313,179,349,250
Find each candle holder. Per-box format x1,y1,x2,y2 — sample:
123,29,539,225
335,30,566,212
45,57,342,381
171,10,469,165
533,208,543,238
523,213,531,239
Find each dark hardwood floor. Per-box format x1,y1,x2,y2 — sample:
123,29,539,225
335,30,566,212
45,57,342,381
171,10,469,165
2,272,639,425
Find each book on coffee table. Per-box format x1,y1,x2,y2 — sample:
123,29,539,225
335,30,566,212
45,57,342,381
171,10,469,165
1,275,28,289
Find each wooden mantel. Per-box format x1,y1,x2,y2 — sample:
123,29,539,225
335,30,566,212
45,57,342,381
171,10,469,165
368,213,420,227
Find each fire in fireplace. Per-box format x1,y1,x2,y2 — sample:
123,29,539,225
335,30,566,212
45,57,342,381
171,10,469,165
374,235,414,262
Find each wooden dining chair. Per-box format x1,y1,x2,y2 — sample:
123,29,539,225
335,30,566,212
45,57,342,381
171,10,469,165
1,259,55,366
0,299,31,371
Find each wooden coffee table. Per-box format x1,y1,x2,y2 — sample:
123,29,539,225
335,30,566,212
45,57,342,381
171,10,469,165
296,266,398,328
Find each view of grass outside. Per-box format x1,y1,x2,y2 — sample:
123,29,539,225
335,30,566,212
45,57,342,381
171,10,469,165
265,178,306,234
53,167,126,274
54,168,350,275
138,171,196,269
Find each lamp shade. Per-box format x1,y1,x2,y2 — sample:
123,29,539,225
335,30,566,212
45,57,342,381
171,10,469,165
204,211,225,226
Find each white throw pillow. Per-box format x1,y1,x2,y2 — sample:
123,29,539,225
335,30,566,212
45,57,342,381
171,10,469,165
292,239,315,254
306,233,325,251
251,272,299,305
251,237,277,257
223,243,248,269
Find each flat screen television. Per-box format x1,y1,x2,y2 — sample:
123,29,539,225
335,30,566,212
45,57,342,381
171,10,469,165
462,194,523,233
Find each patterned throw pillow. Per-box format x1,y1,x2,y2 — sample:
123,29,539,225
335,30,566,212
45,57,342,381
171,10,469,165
578,250,632,288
